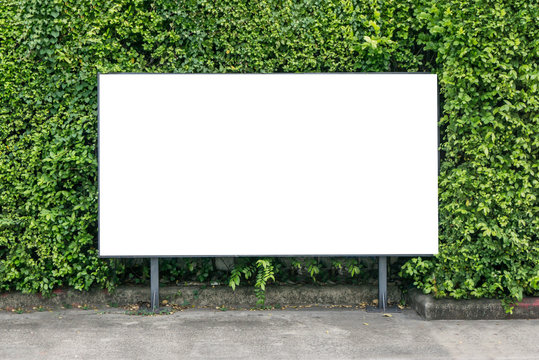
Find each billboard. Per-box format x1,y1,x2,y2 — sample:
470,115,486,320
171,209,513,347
98,73,438,256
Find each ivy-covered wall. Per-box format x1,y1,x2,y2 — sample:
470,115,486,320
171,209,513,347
1,0,537,308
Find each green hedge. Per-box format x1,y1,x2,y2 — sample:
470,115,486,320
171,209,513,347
400,0,539,308
1,0,537,308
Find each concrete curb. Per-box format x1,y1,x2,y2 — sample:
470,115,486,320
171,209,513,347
0,284,401,310
4,285,537,319
405,289,539,320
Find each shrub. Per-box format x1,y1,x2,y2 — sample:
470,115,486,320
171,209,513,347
401,0,538,310
1,1,536,309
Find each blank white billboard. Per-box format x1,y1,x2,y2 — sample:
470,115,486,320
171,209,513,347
98,73,438,257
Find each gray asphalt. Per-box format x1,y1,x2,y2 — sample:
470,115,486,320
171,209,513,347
1,308,538,359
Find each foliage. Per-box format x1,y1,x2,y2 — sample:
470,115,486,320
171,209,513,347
0,0,537,310
229,257,363,305
229,258,272,305
399,0,539,312
0,0,418,296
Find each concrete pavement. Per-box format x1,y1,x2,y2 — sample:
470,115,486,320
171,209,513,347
1,307,538,359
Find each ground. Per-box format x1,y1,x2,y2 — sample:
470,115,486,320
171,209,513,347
1,307,538,359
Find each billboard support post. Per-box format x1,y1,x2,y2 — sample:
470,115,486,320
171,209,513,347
378,256,387,311
151,257,159,312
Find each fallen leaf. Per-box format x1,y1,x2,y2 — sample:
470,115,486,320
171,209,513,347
363,323,369,326
383,313,392,317
359,302,368,309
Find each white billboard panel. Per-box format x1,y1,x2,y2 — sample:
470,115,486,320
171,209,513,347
98,74,438,256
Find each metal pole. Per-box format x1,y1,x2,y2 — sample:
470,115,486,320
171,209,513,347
378,256,387,311
151,257,159,312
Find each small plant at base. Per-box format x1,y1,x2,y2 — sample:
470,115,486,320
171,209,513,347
228,258,276,305
345,259,361,278
304,258,320,282
254,259,275,305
